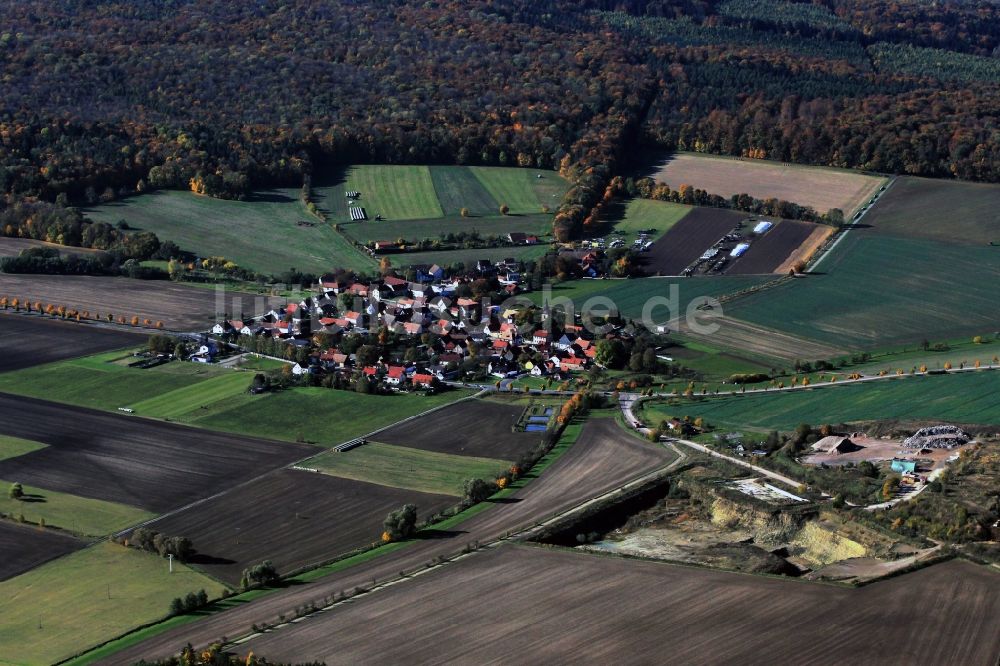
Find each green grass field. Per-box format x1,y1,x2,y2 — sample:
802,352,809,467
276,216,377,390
183,387,476,447
604,198,692,240
862,176,1000,245
315,165,443,221
430,166,499,216
0,543,228,666
1,482,153,537
342,213,552,245
728,234,1000,349
85,189,374,275
394,243,551,269
129,372,252,419
0,435,46,462
306,442,509,496
469,167,564,215
0,351,217,412
641,370,1000,431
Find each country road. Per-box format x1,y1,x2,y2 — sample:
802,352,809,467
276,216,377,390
618,392,804,489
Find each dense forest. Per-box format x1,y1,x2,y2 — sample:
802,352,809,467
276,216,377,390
0,0,998,245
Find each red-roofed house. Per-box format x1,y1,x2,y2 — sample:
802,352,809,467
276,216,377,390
386,366,406,385
411,373,435,388
532,329,549,346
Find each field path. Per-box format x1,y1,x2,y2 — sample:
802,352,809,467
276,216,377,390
97,418,675,664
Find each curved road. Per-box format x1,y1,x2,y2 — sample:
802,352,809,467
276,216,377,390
618,392,803,489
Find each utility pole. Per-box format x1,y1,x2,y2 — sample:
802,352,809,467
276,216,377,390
168,553,174,573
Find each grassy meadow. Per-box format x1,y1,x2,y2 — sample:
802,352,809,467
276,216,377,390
306,442,510,496
0,543,227,666
0,351,475,447
85,189,374,275
0,435,47,462
1,482,154,537
603,198,692,240
0,350,227,412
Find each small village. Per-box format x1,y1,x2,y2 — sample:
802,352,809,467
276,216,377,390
208,259,623,391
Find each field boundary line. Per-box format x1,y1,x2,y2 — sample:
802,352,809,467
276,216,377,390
810,176,896,273
109,390,483,541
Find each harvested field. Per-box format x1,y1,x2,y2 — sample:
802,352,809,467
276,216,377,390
0,274,279,330
642,207,743,275
99,419,677,664
150,469,455,586
650,152,885,216
0,237,105,258
237,546,1000,665
376,398,545,460
0,393,319,513
0,314,145,372
728,220,826,275
0,519,84,581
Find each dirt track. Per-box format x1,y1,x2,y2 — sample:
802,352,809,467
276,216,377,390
0,314,146,372
239,545,1000,666
99,418,675,664
0,274,282,330
0,393,319,513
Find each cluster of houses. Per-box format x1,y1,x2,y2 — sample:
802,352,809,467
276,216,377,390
211,265,621,389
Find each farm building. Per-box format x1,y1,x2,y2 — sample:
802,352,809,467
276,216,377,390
811,436,860,455
753,221,774,234
729,243,750,258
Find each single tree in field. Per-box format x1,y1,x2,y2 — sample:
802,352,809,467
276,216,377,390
460,207,470,218
383,504,418,541
379,256,393,276
499,204,510,216
9,482,23,500
463,478,494,506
